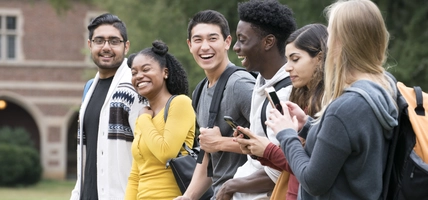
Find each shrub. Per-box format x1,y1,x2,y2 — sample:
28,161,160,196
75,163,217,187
0,126,34,147
0,126,42,186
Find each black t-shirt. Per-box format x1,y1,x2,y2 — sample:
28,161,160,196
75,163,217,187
81,76,113,200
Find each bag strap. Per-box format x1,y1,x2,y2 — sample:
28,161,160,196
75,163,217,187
192,63,246,176
260,77,292,135
192,64,245,128
165,95,199,152
378,72,404,199
79,78,95,160
164,95,177,121
414,86,425,116
163,95,197,159
79,78,94,193
380,72,400,200
192,78,207,113
82,78,94,102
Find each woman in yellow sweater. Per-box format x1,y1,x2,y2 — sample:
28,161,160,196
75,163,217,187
125,40,195,199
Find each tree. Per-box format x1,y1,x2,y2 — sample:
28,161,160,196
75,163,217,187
50,0,428,91
375,0,428,90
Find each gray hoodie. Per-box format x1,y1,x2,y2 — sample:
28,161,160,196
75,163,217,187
276,79,398,200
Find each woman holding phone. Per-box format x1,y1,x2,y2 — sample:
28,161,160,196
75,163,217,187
265,0,398,199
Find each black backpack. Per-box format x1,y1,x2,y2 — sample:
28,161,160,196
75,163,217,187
191,64,255,173
383,80,428,200
188,64,253,199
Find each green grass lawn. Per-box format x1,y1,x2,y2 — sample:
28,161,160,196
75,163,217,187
0,179,75,200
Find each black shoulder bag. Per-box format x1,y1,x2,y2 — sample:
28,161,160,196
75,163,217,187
164,95,214,200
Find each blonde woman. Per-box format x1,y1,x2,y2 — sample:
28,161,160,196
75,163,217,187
266,0,398,199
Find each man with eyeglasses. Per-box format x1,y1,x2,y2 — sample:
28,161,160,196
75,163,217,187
70,13,144,200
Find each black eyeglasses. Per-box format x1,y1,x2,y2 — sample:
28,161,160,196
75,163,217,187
91,37,124,47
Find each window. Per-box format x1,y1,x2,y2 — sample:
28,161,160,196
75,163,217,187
0,15,18,61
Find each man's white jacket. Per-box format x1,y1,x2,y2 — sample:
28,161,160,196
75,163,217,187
71,59,145,200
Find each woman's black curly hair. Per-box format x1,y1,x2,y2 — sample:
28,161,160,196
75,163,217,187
238,0,297,55
127,40,189,97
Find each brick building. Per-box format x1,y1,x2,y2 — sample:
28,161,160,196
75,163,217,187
0,0,103,179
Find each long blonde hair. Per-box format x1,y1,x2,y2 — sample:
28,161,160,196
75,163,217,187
319,0,393,116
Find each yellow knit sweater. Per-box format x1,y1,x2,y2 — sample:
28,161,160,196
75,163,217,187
125,95,195,200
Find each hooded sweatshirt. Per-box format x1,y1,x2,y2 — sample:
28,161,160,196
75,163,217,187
233,65,292,200
276,79,398,200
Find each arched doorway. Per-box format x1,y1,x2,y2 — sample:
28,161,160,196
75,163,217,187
0,99,40,151
66,112,78,179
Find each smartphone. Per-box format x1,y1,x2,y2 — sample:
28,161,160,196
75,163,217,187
223,116,249,139
265,86,283,114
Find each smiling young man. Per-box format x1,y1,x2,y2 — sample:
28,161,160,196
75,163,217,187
70,13,144,200
174,10,255,200
215,0,297,200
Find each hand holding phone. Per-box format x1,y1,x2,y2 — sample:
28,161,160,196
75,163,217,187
223,116,249,139
265,86,283,114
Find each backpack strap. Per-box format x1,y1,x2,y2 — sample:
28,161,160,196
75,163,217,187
191,77,208,151
380,72,399,200
192,64,246,127
192,63,246,176
82,78,94,102
414,86,425,116
79,78,94,194
260,77,292,135
192,78,207,112
207,65,244,127
386,93,407,199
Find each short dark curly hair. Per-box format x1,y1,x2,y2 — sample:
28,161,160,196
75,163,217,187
238,0,296,55
127,40,189,98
